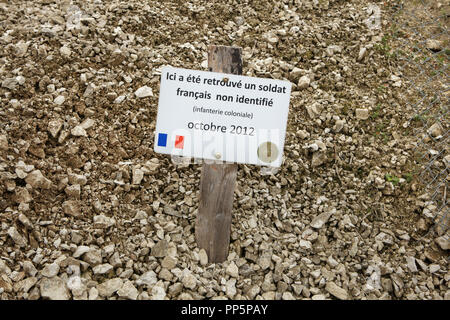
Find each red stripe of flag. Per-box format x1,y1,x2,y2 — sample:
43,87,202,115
175,135,184,149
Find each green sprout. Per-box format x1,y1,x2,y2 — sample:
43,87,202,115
402,173,414,183
385,173,400,185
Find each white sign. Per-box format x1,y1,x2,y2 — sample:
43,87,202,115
154,66,292,167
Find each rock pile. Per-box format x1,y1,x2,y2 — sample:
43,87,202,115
0,0,448,300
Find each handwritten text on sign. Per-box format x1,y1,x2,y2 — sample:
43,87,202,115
154,66,292,167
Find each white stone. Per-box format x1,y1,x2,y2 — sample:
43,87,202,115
160,256,177,270
426,39,443,51
299,240,312,250
60,46,71,57
135,86,153,98
40,277,70,300
310,209,334,229
429,264,440,273
326,282,348,300
428,123,443,138
282,292,295,300
305,104,320,118
326,45,342,56
93,263,113,275
311,269,321,279
54,95,65,105
83,84,95,97
80,118,95,130
297,130,309,139
16,76,25,85
88,287,99,300
17,161,34,173
308,143,319,152
435,236,449,250
25,170,52,189
134,210,148,220
247,285,261,299
290,67,303,78
182,272,197,289
258,251,272,270
71,126,87,137
23,261,38,277
0,260,11,275
2,77,18,90
68,173,87,186
327,255,339,268
199,249,208,266
297,75,310,89
132,167,144,185
334,119,345,132
248,217,257,229
97,278,123,297
151,285,166,300
405,256,418,273
358,47,367,61
103,244,115,257
226,262,239,278
15,41,29,57
114,95,126,104
226,279,237,298
93,215,116,228
16,277,37,293
73,245,90,258
117,280,138,300
41,263,60,277
62,200,80,217
267,36,278,44
136,271,157,287
67,276,86,297
391,75,402,87
48,119,63,138
82,249,102,266
7,227,27,247
355,108,369,120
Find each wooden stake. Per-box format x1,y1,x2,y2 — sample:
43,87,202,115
195,45,242,263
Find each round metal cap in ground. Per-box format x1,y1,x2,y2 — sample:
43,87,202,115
257,141,279,163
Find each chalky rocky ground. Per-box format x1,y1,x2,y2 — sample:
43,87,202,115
0,0,448,300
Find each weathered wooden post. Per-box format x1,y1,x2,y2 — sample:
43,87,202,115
195,45,242,263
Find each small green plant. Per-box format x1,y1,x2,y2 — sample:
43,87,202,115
374,33,402,59
380,131,390,143
412,112,430,123
385,173,400,185
376,121,385,131
371,104,382,119
376,85,386,94
435,53,447,66
395,49,405,57
402,173,414,183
